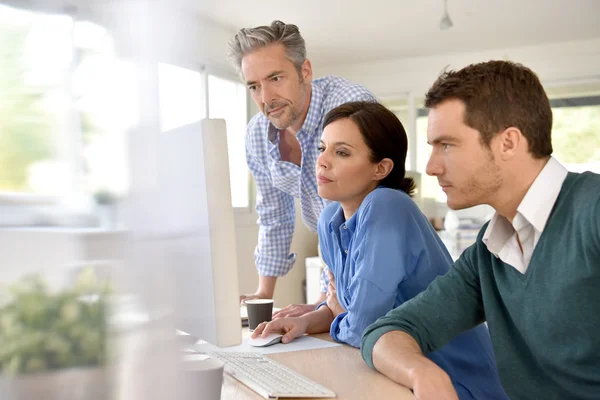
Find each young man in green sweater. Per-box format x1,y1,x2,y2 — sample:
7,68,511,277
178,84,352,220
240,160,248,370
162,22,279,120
361,60,600,400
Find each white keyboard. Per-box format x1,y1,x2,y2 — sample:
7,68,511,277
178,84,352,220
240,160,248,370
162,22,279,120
208,351,336,399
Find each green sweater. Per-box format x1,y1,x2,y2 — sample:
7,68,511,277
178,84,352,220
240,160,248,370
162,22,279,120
361,172,600,400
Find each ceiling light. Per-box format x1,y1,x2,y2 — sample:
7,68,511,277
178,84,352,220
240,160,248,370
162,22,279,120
440,0,453,30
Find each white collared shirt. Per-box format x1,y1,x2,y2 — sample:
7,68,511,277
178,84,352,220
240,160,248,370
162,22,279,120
482,157,569,274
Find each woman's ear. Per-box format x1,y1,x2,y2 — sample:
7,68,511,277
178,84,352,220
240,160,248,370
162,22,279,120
374,158,394,181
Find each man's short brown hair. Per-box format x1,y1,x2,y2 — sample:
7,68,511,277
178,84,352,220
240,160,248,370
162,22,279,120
425,60,553,158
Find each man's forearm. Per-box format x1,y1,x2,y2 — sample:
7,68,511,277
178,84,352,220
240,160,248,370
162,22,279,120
301,305,335,334
257,275,278,299
372,331,448,390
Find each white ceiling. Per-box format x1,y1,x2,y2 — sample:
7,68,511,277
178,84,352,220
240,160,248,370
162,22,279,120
179,0,600,66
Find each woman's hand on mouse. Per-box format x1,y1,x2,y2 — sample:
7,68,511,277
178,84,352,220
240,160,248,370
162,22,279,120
252,317,309,344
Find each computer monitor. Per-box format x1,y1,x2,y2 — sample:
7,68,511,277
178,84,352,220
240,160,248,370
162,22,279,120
129,119,241,348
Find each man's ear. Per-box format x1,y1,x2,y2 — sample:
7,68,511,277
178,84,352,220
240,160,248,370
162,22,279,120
301,59,313,82
374,158,394,181
497,127,525,161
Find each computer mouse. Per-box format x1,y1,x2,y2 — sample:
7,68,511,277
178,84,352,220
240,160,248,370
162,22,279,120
248,333,284,347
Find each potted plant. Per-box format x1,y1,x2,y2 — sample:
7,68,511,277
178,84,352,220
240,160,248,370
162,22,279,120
0,268,112,400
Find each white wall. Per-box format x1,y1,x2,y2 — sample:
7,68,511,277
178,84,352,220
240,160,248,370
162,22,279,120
317,38,600,98
88,2,234,72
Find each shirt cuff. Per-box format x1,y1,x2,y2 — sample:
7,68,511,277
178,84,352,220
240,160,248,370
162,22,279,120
329,311,348,342
315,301,328,310
255,252,297,277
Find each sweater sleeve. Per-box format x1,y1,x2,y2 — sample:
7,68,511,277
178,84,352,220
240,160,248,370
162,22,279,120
361,241,487,368
595,195,600,251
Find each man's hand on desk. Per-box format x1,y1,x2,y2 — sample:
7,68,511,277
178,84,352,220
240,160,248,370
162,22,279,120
273,303,318,319
273,290,327,319
252,317,309,344
240,291,271,303
240,275,277,303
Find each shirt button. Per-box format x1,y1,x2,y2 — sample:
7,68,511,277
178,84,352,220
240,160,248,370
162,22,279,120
344,249,348,254
343,225,347,229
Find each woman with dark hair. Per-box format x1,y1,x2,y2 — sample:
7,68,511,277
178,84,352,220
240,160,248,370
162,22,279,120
253,101,508,399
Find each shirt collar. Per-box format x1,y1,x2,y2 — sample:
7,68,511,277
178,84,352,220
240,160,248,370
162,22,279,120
328,206,345,232
267,81,324,144
482,157,568,253
328,203,358,236
516,156,568,233
328,187,386,237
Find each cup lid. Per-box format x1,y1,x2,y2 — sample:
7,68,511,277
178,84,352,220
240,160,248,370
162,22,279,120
245,299,274,304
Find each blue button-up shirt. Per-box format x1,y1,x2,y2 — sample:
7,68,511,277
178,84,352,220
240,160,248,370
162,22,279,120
245,76,376,279
318,187,508,400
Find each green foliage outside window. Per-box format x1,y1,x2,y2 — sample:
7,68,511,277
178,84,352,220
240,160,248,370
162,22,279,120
0,20,54,192
551,106,600,164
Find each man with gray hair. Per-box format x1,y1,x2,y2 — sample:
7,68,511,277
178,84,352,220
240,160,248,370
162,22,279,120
228,20,376,316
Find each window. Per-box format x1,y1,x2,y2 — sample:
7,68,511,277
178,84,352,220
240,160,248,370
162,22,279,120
2,4,252,220
157,63,206,133
156,67,250,209
207,75,249,209
74,25,135,199
0,4,134,204
550,96,600,173
0,6,72,196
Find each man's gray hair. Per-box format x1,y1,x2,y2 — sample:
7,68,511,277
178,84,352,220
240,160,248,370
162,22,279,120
227,20,306,77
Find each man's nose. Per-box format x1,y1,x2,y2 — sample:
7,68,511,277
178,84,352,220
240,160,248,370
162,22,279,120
425,152,443,176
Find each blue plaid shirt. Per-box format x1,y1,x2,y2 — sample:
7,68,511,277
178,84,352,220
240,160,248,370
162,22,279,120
245,76,377,284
